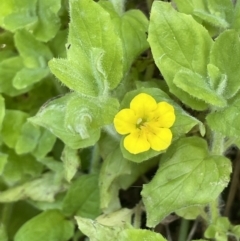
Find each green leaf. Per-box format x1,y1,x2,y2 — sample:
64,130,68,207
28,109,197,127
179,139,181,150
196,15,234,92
210,30,240,99
96,208,133,227
193,0,233,29
0,0,38,31
1,148,43,186
117,88,205,163
61,146,80,182
32,0,61,42
119,229,167,241
75,216,127,241
0,56,30,96
141,137,231,227
65,94,119,136
32,129,56,159
148,1,213,110
50,0,123,95
14,210,74,241
7,201,40,240
0,95,5,131
173,69,226,107
13,67,49,89
62,174,101,219
14,30,53,68
206,97,240,138
0,173,67,203
29,93,101,149
1,110,28,148
15,122,41,154
99,2,149,74
175,205,206,220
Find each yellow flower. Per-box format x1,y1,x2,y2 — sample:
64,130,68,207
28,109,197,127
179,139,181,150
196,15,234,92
113,93,176,154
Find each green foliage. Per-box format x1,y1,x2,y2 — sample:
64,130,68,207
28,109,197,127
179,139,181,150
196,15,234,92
0,0,238,240
142,137,231,227
14,210,74,241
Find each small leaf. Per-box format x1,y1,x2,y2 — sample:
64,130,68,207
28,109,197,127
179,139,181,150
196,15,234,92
141,137,231,227
14,30,53,68
61,146,80,182
14,210,74,241
0,173,67,203
173,69,226,107
0,0,38,30
32,0,61,42
210,30,240,98
206,97,240,138
0,56,30,96
75,216,127,241
15,122,41,154
148,1,212,110
62,174,101,219
1,148,43,186
32,129,56,159
119,229,167,241
1,110,28,148
13,67,49,89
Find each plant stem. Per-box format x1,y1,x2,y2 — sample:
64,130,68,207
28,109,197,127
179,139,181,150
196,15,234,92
211,131,224,156
178,219,190,241
208,131,224,223
90,144,101,174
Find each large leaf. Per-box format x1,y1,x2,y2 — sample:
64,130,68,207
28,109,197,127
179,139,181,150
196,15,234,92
148,1,213,110
14,210,74,241
49,0,123,95
29,94,101,149
141,137,231,227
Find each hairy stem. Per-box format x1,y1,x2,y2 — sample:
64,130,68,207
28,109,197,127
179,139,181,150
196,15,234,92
109,0,126,15
208,131,224,223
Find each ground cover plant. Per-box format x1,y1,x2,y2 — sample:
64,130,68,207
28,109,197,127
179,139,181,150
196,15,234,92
0,0,240,240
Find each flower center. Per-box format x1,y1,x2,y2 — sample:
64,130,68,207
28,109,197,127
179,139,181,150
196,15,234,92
136,118,146,129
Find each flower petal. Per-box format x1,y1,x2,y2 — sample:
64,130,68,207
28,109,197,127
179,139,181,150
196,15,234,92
114,108,138,135
124,129,150,154
153,102,175,128
146,127,172,151
130,93,158,118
